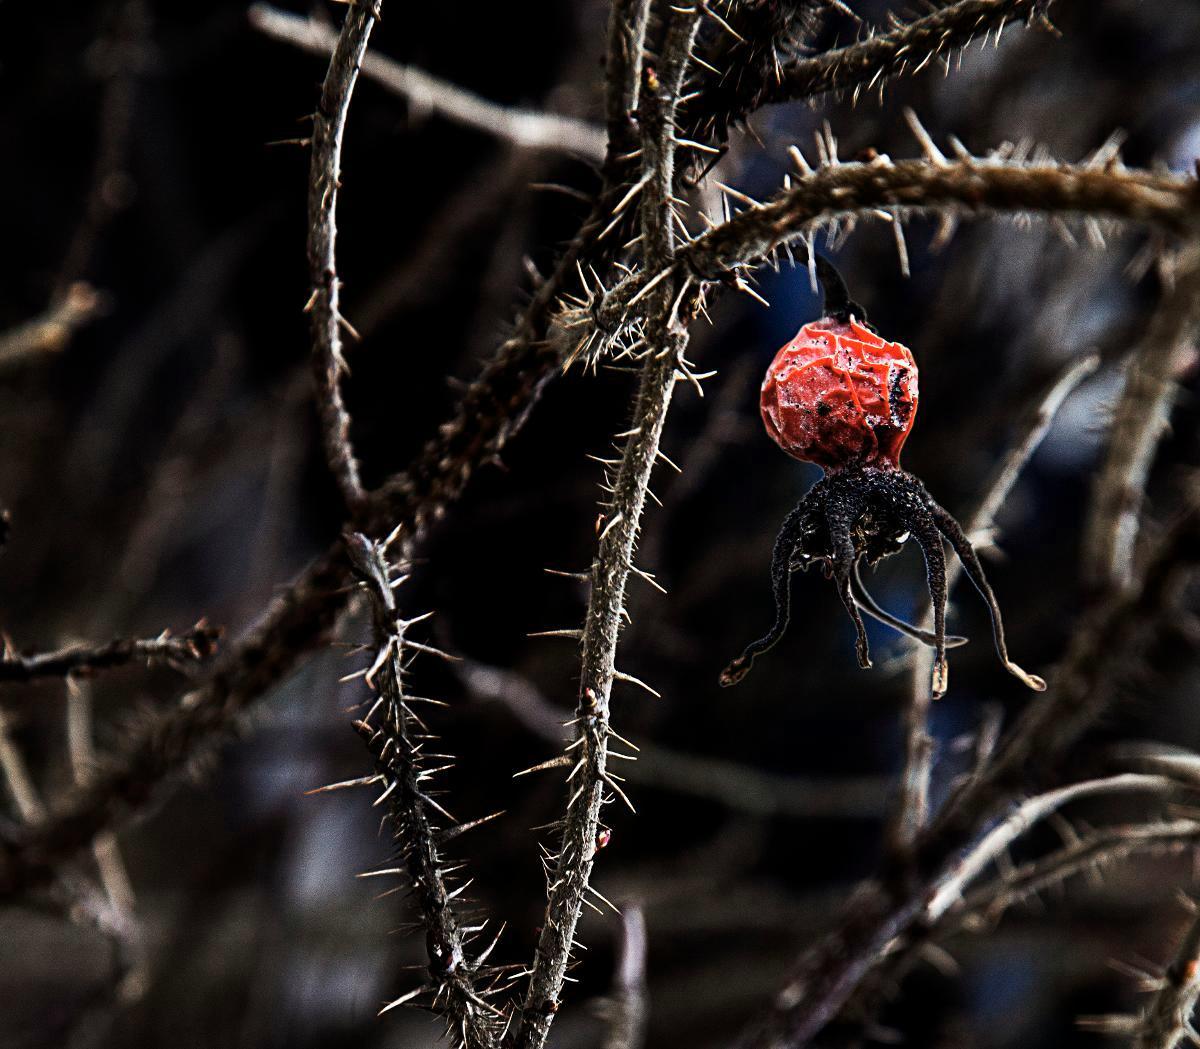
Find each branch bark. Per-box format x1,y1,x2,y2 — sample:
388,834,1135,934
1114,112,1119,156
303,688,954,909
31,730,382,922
306,0,381,518
251,4,607,162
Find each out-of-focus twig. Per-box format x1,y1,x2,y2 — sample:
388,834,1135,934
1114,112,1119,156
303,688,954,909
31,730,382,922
249,4,607,163
961,819,1200,927
304,0,381,518
1084,246,1200,590
460,658,890,819
0,622,220,684
0,283,103,368
602,905,648,1049
54,0,148,295
888,352,1099,855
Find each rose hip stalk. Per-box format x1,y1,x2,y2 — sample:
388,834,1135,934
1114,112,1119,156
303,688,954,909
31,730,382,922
720,258,1045,699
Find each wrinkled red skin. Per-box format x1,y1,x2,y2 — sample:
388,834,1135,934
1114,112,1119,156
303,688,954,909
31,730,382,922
760,317,919,472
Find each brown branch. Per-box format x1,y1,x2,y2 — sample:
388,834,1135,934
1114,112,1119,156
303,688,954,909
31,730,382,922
1083,246,1200,590
0,0,636,909
680,154,1200,282
305,0,381,518
686,0,823,142
758,0,1055,111
344,535,499,1047
888,352,1099,856
512,8,702,1047
250,4,607,162
581,149,1200,359
0,622,221,684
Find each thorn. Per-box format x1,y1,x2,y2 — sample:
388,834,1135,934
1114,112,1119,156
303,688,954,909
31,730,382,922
613,669,661,698
902,108,948,166
513,755,573,778
304,774,383,795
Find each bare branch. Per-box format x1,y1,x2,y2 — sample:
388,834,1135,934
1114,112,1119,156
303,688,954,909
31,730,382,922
1084,246,1200,590
925,773,1176,923
344,535,499,1047
512,9,702,1047
250,4,607,162
0,547,347,898
888,352,1099,854
304,0,381,518
0,622,221,684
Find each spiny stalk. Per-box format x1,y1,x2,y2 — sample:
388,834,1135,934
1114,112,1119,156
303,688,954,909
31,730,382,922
344,533,501,1049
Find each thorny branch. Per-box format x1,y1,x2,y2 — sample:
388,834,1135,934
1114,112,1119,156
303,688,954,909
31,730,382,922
512,8,701,1048
3,143,1196,913
344,535,500,1048
757,0,1056,110
579,150,1200,363
0,622,220,684
250,5,607,163
306,0,381,518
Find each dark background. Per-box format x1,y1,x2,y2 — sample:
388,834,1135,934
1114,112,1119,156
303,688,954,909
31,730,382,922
2,1,1200,1047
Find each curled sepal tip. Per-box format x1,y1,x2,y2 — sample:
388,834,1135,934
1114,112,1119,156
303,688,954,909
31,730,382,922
931,658,949,699
1007,661,1047,692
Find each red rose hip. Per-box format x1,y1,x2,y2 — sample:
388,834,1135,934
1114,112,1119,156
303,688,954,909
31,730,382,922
760,317,918,472
721,257,1044,699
